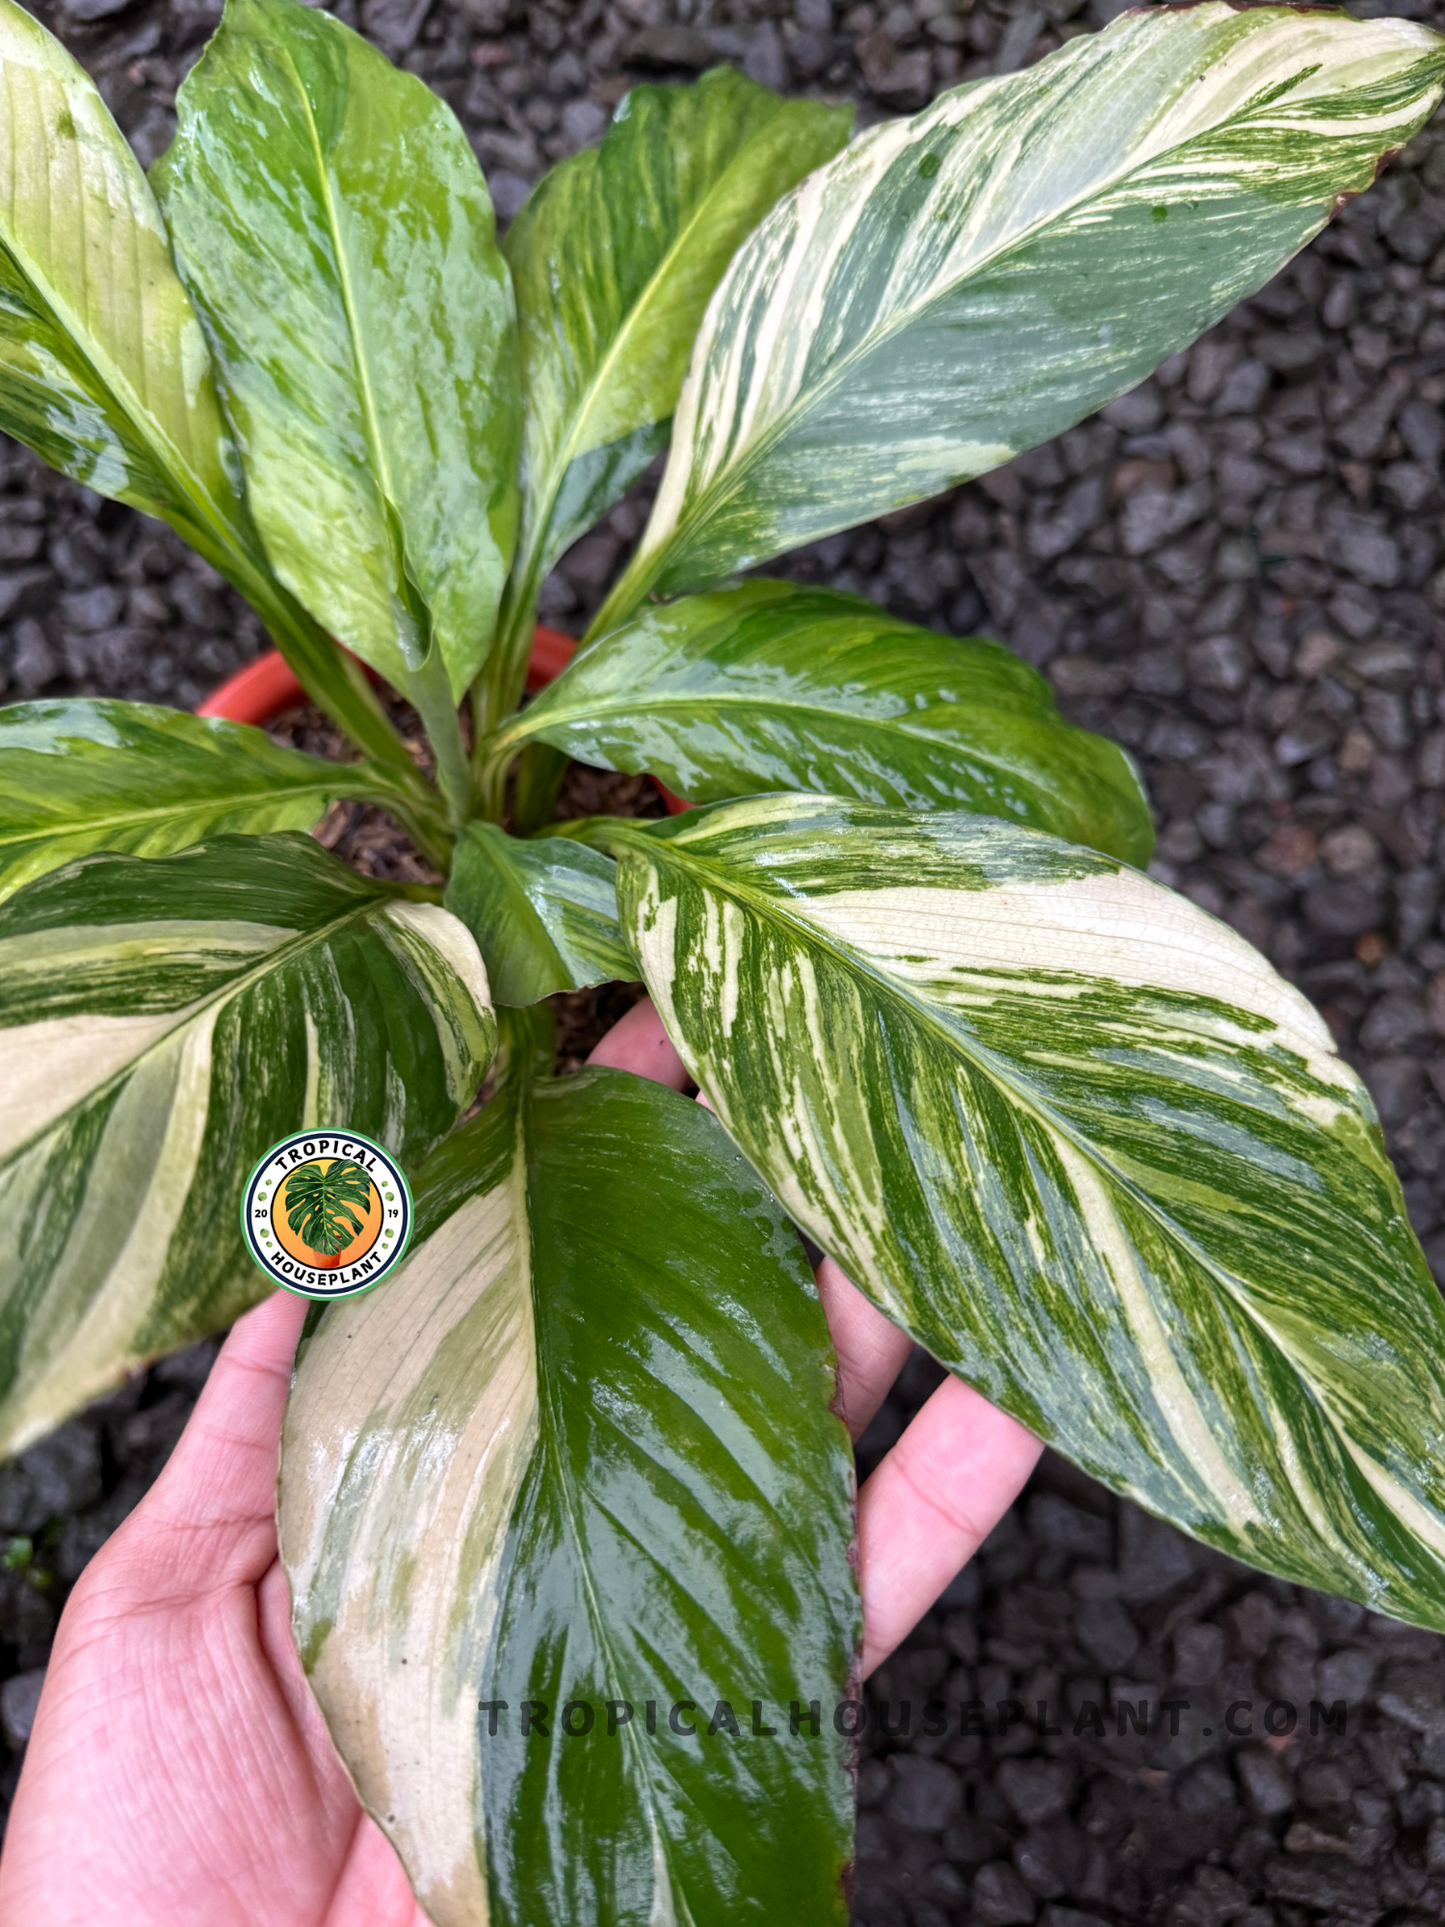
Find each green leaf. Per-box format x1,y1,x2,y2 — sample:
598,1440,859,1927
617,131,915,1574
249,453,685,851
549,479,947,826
500,578,1153,865
0,699,413,905
504,68,852,587
445,821,635,1005
0,832,495,1456
280,1058,857,1927
155,0,520,704
0,0,252,569
283,1158,372,1255
596,5,1445,628
601,794,1445,1631
0,0,430,778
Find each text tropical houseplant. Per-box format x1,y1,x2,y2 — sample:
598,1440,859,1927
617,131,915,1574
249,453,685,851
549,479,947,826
1,0,1444,1914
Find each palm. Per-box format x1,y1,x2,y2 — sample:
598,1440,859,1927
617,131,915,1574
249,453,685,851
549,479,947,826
0,1285,427,1927
0,1000,1039,1923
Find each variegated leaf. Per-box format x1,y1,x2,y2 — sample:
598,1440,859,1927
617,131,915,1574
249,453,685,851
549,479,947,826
155,0,519,703
0,832,494,1457
0,0,431,777
597,794,1445,1630
596,4,1445,626
499,578,1153,865
281,1049,857,1927
503,67,850,594
0,0,242,557
0,699,416,904
445,822,634,1005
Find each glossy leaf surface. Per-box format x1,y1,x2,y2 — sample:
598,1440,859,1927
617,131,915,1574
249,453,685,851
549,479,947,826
0,1,438,772
156,0,519,700
281,1059,857,1927
445,822,634,1005
0,0,246,560
0,699,408,904
504,67,851,582
0,833,494,1456
505,579,1153,864
598,5,1445,623
601,795,1445,1629
283,1158,372,1256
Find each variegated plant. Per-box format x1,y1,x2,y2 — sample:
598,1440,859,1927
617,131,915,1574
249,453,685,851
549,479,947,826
1,0,1442,1915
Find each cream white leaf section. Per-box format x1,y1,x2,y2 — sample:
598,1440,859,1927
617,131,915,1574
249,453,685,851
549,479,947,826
284,1128,535,1927
281,1058,859,1927
0,833,495,1457
504,66,851,582
607,794,1445,1629
596,4,1445,623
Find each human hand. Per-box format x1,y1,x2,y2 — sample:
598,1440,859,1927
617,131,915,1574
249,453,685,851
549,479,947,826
0,996,1039,1925
0,1286,429,1927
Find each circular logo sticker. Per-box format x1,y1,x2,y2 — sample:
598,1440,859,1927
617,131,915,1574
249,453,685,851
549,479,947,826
241,1131,412,1300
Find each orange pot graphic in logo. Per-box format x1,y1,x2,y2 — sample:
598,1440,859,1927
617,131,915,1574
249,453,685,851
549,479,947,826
242,1132,411,1299
279,1159,380,1269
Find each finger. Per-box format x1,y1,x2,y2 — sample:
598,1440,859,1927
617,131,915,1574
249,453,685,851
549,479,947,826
587,995,690,1088
106,1290,309,1597
815,1258,914,1442
857,1375,1042,1676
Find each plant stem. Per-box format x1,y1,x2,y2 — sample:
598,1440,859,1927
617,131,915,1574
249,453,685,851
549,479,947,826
470,714,517,821
196,533,460,866
233,563,457,864
551,813,651,857
129,427,453,850
473,553,545,757
510,742,570,834
188,523,419,779
582,542,659,644
468,527,552,819
472,754,508,825
406,647,473,831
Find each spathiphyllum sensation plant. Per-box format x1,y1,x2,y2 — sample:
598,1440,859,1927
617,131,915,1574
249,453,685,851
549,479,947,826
2,0,1445,1912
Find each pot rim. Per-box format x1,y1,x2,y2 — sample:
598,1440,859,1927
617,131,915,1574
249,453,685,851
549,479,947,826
195,623,579,723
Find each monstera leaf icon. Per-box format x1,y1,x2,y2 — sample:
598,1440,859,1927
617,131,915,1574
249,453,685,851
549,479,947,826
284,1160,373,1263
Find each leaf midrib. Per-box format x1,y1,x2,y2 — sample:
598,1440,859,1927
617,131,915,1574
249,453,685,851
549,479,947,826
286,47,394,510
461,833,569,990
519,680,1073,790
644,27,1342,573
281,31,424,660
528,127,774,556
635,832,1324,1361
519,1081,695,1926
0,889,396,1170
0,777,343,853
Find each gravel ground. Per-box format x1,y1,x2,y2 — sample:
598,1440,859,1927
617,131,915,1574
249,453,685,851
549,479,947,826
5,0,1445,1918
